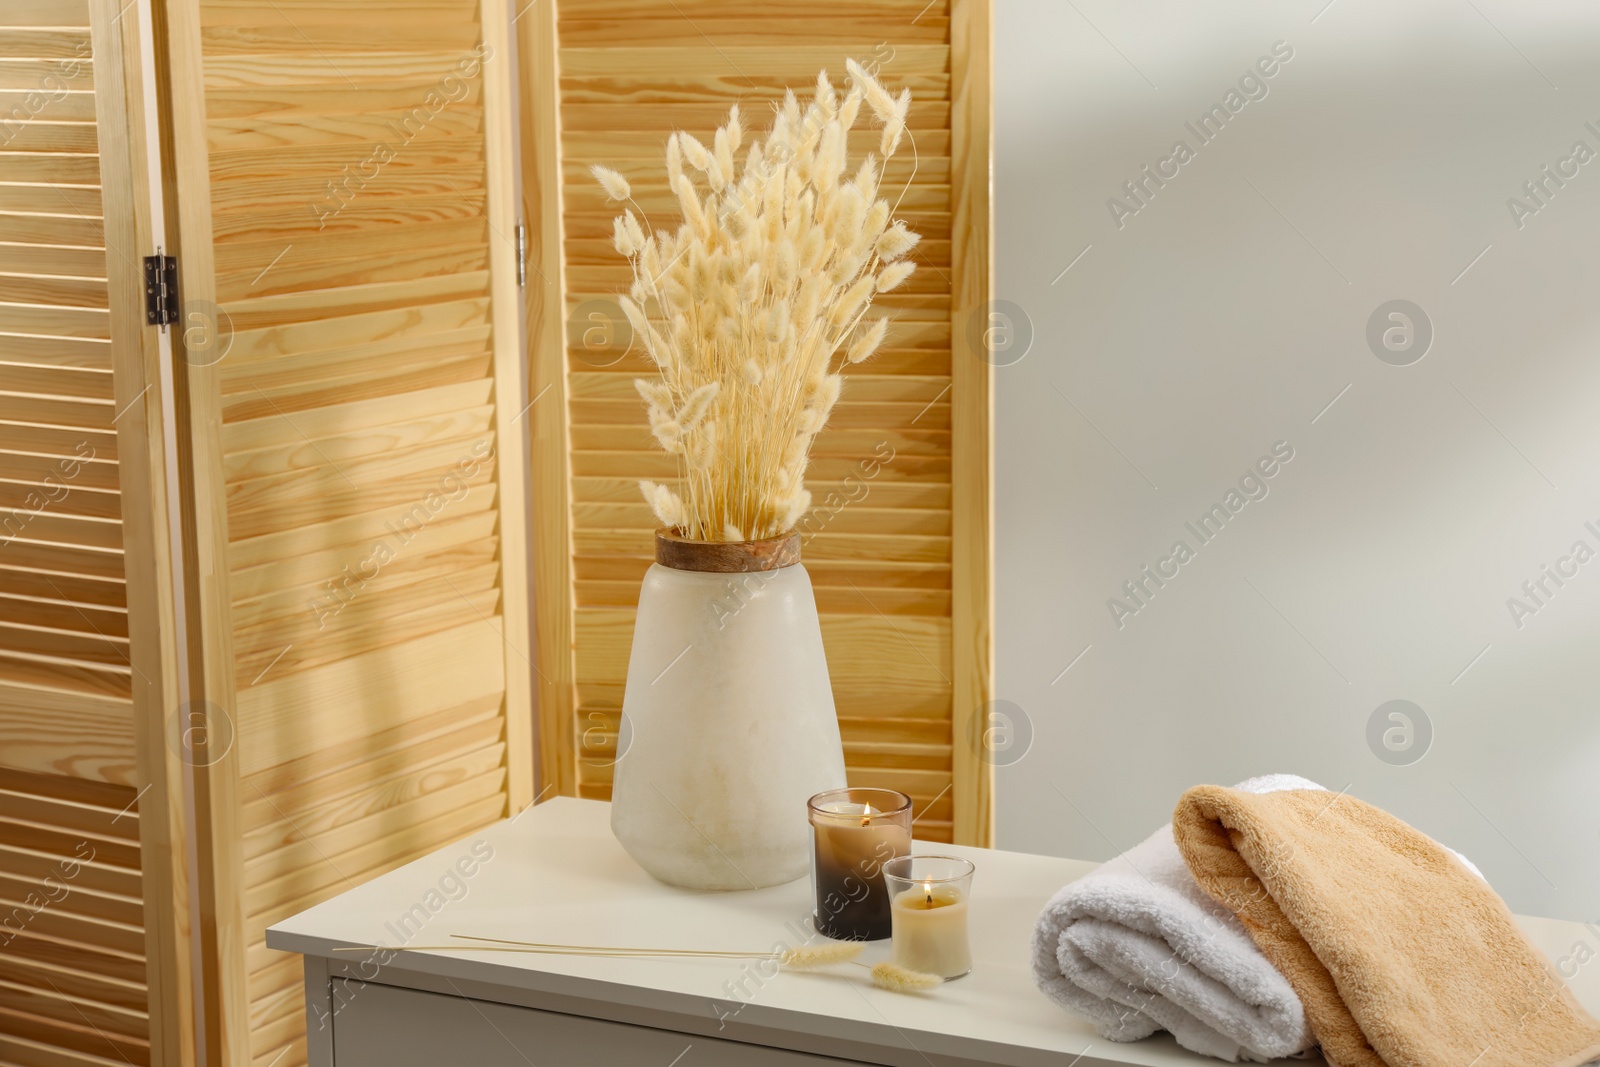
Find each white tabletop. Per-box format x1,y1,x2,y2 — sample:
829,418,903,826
268,797,1600,1067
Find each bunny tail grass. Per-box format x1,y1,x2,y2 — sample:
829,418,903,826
867,961,943,993
776,942,866,969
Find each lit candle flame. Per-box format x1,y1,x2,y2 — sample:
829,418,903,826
924,879,933,906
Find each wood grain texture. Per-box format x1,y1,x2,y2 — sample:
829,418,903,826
947,0,993,845
526,1,993,843
654,529,801,573
0,1,193,1063
519,0,577,800
157,0,534,1062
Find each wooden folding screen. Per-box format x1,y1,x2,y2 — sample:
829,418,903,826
0,0,193,1063
522,0,993,844
156,1,532,1063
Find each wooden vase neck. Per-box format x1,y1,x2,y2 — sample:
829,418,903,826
654,529,800,573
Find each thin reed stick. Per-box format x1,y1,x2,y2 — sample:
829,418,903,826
331,945,774,960
328,936,942,992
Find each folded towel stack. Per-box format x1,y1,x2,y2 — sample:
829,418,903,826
1174,785,1600,1067
1030,774,1321,1063
1034,775,1600,1067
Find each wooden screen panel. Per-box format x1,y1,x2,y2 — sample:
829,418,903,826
159,1,532,1064
523,0,993,843
0,1,192,1065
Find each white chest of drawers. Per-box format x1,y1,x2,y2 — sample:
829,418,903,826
267,798,1600,1066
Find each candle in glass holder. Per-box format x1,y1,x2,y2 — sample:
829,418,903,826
883,855,975,979
807,788,912,941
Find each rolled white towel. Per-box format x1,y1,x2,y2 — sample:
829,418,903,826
1030,775,1323,1063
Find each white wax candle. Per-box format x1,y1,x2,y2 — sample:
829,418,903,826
889,882,971,979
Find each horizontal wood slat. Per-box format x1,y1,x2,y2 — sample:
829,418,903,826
0,764,149,1065
528,0,991,840
0,682,134,783
170,1,532,1060
0,0,198,1062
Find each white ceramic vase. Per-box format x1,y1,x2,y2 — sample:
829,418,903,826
610,531,847,890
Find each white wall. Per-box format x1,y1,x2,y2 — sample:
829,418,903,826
993,0,1600,921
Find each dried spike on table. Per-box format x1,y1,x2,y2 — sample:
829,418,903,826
868,962,943,993
777,941,863,969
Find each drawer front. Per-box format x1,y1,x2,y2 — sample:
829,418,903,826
332,982,871,1066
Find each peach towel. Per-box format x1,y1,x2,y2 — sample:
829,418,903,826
1172,786,1600,1067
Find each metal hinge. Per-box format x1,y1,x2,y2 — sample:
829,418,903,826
143,253,178,329
515,222,528,289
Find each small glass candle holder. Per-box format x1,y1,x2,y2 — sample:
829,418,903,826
883,855,975,979
807,788,912,941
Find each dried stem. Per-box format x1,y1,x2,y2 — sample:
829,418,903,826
595,61,922,542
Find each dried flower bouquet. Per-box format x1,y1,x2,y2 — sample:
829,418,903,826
593,58,921,543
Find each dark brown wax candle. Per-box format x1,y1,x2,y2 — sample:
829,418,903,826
808,789,912,941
